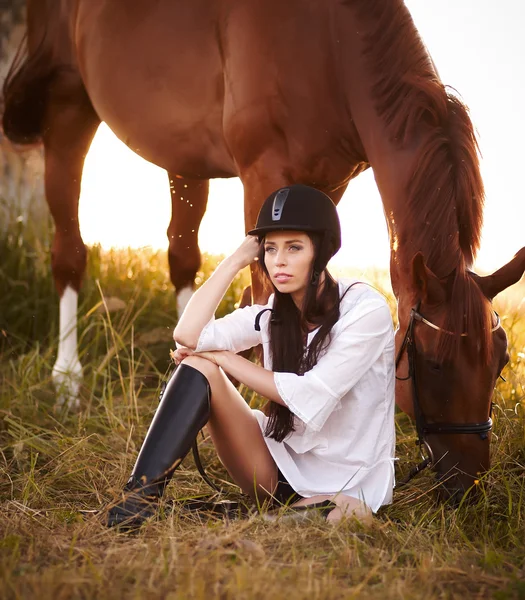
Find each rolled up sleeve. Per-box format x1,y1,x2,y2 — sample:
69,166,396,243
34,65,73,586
274,301,393,431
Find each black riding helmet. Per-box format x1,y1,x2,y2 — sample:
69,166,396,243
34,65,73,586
248,184,341,284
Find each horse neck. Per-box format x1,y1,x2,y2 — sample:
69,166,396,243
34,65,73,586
385,194,464,301
335,1,437,156
335,1,483,289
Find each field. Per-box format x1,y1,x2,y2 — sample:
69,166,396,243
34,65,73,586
1,207,524,599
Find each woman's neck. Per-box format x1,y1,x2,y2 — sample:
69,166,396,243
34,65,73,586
291,271,328,309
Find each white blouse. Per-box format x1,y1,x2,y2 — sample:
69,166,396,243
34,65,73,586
194,279,396,512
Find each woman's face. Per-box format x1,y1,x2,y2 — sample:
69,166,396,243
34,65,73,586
263,231,315,303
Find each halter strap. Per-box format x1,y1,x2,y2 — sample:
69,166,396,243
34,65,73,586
413,310,501,336
395,302,497,486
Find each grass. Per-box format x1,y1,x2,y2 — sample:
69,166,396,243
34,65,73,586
1,206,524,599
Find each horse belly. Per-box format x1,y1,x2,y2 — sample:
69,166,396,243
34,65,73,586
74,0,235,177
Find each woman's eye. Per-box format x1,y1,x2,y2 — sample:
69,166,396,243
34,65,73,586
289,245,301,252
265,247,276,253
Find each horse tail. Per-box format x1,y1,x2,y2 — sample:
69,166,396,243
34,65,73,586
1,32,56,145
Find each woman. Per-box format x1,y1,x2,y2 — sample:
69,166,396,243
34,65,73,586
107,184,396,528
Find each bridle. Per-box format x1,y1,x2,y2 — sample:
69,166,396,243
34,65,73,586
395,302,501,486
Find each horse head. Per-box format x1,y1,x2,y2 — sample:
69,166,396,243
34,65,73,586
395,247,525,502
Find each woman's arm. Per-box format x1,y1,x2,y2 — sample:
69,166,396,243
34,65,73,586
173,236,260,349
197,350,286,406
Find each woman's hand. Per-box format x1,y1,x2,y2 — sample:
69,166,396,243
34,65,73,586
194,350,224,367
170,346,195,365
170,346,225,367
228,235,261,270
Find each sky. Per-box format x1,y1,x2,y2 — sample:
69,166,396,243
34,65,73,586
78,0,525,274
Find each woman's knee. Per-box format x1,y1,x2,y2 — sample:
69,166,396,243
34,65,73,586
180,355,220,381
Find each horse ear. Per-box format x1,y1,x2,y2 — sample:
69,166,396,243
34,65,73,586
477,247,525,300
411,252,445,305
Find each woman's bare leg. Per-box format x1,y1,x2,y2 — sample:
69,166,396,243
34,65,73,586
180,357,373,522
181,355,278,502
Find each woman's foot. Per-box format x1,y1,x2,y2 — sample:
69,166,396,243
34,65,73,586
267,494,373,524
263,499,336,522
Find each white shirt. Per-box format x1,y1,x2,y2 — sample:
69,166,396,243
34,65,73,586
195,279,396,512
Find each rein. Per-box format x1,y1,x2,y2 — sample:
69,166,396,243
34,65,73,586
395,302,500,487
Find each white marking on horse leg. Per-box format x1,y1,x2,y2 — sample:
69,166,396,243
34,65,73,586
52,286,82,410
176,285,194,317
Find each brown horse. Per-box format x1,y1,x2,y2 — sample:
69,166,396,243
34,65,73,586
2,0,524,499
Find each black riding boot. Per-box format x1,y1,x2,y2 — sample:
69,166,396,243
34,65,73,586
106,363,210,529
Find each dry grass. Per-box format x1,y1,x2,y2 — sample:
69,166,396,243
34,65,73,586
1,211,524,599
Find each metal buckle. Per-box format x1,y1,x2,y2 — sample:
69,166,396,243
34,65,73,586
421,440,434,465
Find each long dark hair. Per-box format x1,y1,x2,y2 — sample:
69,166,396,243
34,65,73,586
255,232,344,442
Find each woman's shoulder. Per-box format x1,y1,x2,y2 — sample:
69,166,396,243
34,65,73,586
219,294,275,325
336,278,390,315
241,293,275,332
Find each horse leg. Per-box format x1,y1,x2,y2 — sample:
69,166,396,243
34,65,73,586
166,176,209,316
43,87,100,409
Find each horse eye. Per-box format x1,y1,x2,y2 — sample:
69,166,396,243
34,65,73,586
427,360,441,372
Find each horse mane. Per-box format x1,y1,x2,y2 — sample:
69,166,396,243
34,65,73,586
349,0,492,363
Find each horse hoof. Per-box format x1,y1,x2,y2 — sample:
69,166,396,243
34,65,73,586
52,363,82,411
